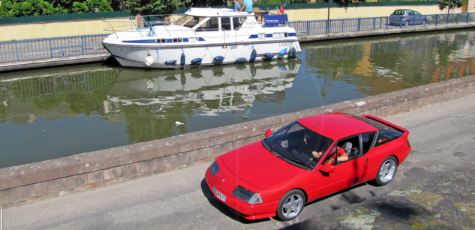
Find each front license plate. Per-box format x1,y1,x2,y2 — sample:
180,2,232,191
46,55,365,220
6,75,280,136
212,185,227,202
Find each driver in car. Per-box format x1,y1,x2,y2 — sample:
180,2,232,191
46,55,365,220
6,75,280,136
312,140,348,164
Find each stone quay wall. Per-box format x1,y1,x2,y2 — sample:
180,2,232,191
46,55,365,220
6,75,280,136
1,75,475,207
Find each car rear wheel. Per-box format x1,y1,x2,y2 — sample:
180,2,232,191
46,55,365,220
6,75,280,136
374,156,397,186
277,189,306,221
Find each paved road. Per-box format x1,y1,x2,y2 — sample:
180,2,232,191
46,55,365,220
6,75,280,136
3,94,475,230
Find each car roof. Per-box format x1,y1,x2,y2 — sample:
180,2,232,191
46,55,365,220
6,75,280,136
297,113,378,140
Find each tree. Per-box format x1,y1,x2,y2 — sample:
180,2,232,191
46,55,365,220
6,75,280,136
0,0,114,17
438,0,467,14
125,0,187,15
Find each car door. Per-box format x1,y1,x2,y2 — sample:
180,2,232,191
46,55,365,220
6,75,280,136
313,135,363,199
414,11,423,24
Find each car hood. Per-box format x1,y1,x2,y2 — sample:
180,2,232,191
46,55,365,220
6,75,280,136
220,141,304,190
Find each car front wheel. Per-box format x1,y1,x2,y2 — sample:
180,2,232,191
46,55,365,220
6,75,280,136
276,189,306,221
374,156,398,186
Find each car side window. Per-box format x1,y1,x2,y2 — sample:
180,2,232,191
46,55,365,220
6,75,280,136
375,130,403,147
409,11,414,15
361,132,376,154
414,11,421,15
323,136,360,165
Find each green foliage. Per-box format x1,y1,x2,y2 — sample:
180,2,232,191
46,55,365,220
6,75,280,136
255,0,310,5
0,0,114,17
321,0,365,8
438,0,467,13
72,1,89,13
126,0,188,15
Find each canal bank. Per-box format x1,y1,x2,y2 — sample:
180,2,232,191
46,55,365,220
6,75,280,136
1,21,475,73
1,69,474,207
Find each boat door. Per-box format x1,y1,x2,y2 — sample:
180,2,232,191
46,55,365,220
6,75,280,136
221,17,235,43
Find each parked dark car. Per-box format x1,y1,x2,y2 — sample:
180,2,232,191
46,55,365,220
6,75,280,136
390,9,426,26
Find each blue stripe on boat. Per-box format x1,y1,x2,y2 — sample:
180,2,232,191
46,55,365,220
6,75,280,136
289,33,297,37
167,39,173,43
122,40,156,43
183,38,189,42
266,34,273,38
248,34,258,39
199,37,206,41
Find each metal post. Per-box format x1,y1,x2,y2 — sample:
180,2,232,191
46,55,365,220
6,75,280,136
307,22,310,35
358,19,361,31
342,20,344,32
447,13,449,25
386,17,389,29
436,15,439,25
15,42,19,61
400,17,402,28
373,18,376,30
50,39,53,58
457,14,459,24
467,13,470,23
85,37,88,55
81,37,84,55
327,0,330,34
424,16,426,26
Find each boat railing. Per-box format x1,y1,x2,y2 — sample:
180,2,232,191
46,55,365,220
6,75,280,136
103,14,186,38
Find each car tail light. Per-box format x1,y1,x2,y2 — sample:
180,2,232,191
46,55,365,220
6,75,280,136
403,16,406,20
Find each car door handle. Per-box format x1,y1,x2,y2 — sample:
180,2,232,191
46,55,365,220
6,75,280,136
366,158,368,162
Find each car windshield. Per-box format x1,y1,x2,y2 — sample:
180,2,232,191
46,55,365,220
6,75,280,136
263,122,333,169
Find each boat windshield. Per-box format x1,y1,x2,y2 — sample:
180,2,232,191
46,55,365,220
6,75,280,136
173,16,196,26
263,122,334,169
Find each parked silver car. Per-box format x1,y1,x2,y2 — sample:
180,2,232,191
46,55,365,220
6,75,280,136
390,9,426,26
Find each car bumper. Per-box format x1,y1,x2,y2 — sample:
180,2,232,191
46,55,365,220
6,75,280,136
205,169,278,220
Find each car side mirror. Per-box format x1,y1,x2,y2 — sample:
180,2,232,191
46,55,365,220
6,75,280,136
319,164,335,173
265,129,273,137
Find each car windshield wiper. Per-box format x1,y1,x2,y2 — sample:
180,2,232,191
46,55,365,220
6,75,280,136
265,139,282,157
283,156,310,169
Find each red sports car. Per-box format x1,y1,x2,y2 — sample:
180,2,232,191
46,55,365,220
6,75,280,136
205,113,411,220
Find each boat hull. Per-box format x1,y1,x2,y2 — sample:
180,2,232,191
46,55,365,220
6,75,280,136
103,41,301,69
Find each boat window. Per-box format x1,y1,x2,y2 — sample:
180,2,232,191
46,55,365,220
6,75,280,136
273,32,288,38
156,39,166,43
221,17,232,31
177,16,198,28
233,17,246,30
189,37,199,42
173,38,183,42
195,17,219,32
258,33,266,39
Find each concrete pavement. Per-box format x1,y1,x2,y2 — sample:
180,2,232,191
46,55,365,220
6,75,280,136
2,93,475,229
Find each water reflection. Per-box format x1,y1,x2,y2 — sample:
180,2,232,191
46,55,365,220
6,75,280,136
1,29,475,168
300,30,475,98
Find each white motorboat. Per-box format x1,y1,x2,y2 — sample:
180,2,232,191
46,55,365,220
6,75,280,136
102,8,301,69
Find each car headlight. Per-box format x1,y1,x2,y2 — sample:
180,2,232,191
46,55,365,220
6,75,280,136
232,185,263,204
209,160,220,177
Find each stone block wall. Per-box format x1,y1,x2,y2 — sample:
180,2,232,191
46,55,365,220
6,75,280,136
1,75,475,207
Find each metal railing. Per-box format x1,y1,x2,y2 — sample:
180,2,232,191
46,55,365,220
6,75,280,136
286,12,475,36
1,12,474,64
0,34,109,63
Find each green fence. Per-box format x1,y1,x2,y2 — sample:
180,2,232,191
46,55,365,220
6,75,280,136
174,1,439,13
0,11,131,25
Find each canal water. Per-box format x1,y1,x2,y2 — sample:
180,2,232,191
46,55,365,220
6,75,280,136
1,28,474,168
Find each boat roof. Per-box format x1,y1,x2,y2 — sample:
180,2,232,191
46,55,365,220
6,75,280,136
184,7,254,17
